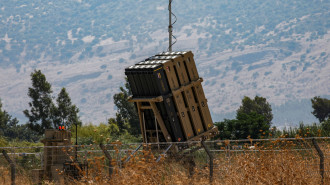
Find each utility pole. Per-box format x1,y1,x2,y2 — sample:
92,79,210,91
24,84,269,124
168,0,172,52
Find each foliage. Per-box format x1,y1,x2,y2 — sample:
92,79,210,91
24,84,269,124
0,98,19,137
236,112,270,138
51,88,81,128
5,124,41,142
268,126,283,138
71,123,109,145
1,98,40,142
215,96,272,139
23,70,54,135
280,121,330,138
113,78,140,136
0,136,8,147
107,118,120,136
237,96,273,125
23,70,81,136
5,139,43,148
71,122,141,145
0,136,42,148
215,112,270,140
216,119,329,140
321,118,330,136
214,119,237,140
311,96,330,122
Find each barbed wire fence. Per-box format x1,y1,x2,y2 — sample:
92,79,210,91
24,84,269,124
1,137,329,184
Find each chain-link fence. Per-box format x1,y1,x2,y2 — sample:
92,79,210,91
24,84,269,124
1,137,329,184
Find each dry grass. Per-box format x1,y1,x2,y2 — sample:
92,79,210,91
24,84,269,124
215,150,322,185
0,166,34,185
65,141,329,185
0,141,329,185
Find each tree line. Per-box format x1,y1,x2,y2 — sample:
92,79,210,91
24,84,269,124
214,96,330,139
0,71,329,144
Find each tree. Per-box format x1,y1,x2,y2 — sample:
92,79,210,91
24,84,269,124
321,119,330,136
311,96,330,122
1,98,40,141
215,112,270,140
113,78,140,135
23,70,54,135
214,119,238,140
215,96,272,139
237,96,273,125
235,112,270,139
51,88,81,128
107,118,120,136
24,70,82,135
0,98,19,137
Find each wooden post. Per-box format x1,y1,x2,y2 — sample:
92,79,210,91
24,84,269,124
2,150,15,185
312,138,324,185
99,144,113,176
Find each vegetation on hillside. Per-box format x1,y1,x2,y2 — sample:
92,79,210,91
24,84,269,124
1,1,329,68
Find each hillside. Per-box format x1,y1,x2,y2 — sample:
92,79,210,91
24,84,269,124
0,0,329,126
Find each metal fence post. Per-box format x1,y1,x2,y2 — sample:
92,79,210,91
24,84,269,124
2,150,15,185
201,141,213,182
99,144,113,176
312,138,324,185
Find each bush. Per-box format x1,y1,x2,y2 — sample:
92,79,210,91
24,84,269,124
72,123,141,145
0,136,8,147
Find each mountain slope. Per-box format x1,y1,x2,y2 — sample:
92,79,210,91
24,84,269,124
0,0,329,126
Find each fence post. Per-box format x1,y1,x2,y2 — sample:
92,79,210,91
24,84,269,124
201,141,213,182
312,138,324,185
99,144,113,176
2,150,15,185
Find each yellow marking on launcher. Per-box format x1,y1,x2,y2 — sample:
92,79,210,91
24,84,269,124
154,67,163,72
